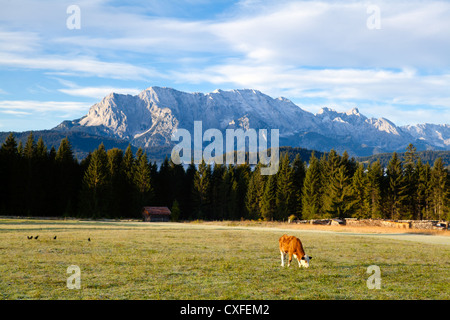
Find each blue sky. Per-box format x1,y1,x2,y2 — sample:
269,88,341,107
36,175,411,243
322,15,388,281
1,0,450,132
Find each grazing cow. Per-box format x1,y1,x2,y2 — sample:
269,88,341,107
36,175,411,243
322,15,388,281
279,234,312,268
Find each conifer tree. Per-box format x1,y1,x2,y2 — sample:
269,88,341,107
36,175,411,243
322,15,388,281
193,159,212,219
157,156,173,206
325,165,354,218
80,143,109,218
261,173,277,221
22,132,37,216
211,163,226,220
120,144,136,218
36,137,47,160
430,158,448,220
291,154,306,218
246,172,260,220
55,138,75,164
416,159,432,220
301,153,321,220
106,148,124,218
217,165,232,220
55,138,79,217
352,163,369,218
386,152,405,220
134,148,154,211
275,153,295,221
401,144,418,219
171,199,181,222
23,132,36,160
0,133,19,215
1,133,18,157
233,164,251,219
366,160,383,219
320,149,342,216
181,162,196,220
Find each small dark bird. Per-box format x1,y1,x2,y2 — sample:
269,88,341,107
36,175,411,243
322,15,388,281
27,236,33,240
34,235,39,239
88,238,91,242
53,236,57,240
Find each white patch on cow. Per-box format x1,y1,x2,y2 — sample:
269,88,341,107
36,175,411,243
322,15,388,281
301,255,311,268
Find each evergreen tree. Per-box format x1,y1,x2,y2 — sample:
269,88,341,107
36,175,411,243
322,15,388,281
352,163,369,218
171,199,181,222
36,137,48,160
366,160,383,219
156,157,173,206
107,148,124,218
23,132,36,160
320,150,342,216
170,159,186,213
180,162,196,220
261,173,277,221
291,154,306,218
416,159,432,220
55,138,79,217
401,144,418,219
275,153,295,221
301,153,321,220
22,132,37,216
134,148,154,211
1,133,18,156
121,145,135,183
217,165,232,220
325,165,354,218
245,163,266,220
246,171,260,219
80,143,109,218
386,152,405,220
55,138,75,163
430,158,448,220
193,159,212,219
211,163,226,220
233,164,251,219
120,144,136,218
0,134,19,215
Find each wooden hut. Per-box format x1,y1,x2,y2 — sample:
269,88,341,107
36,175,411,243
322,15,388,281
142,207,171,222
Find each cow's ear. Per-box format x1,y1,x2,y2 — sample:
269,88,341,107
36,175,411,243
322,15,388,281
309,256,313,260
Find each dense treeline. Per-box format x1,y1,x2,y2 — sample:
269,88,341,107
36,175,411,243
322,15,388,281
357,150,450,168
0,133,449,221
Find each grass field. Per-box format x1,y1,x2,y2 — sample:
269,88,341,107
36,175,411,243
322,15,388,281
0,218,449,300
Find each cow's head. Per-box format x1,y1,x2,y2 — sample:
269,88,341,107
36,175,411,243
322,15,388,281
300,255,312,268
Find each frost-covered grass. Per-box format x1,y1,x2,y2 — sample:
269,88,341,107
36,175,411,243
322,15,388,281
0,219,448,300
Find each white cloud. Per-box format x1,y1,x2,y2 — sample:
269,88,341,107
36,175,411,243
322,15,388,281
212,1,450,69
59,86,142,99
0,100,90,113
0,53,158,80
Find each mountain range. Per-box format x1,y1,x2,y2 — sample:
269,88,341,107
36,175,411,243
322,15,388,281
2,86,450,159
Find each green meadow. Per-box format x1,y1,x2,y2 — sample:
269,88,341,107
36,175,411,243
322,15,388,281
0,219,448,300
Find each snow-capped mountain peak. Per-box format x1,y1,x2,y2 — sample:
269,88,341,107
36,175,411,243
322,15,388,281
54,87,450,156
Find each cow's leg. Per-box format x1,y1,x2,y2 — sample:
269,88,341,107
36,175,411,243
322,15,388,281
288,253,292,267
280,250,286,267
294,254,301,267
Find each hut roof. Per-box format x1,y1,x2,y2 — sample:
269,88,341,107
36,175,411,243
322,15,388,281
142,207,171,216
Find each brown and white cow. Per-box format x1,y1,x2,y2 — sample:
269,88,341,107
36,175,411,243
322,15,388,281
279,234,312,268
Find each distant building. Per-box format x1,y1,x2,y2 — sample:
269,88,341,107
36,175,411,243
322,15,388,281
142,207,171,222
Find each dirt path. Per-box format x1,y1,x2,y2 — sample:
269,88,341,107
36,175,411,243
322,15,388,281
159,222,450,246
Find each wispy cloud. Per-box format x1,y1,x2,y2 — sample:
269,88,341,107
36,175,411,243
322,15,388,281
55,79,142,99
0,100,90,113
0,53,158,80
